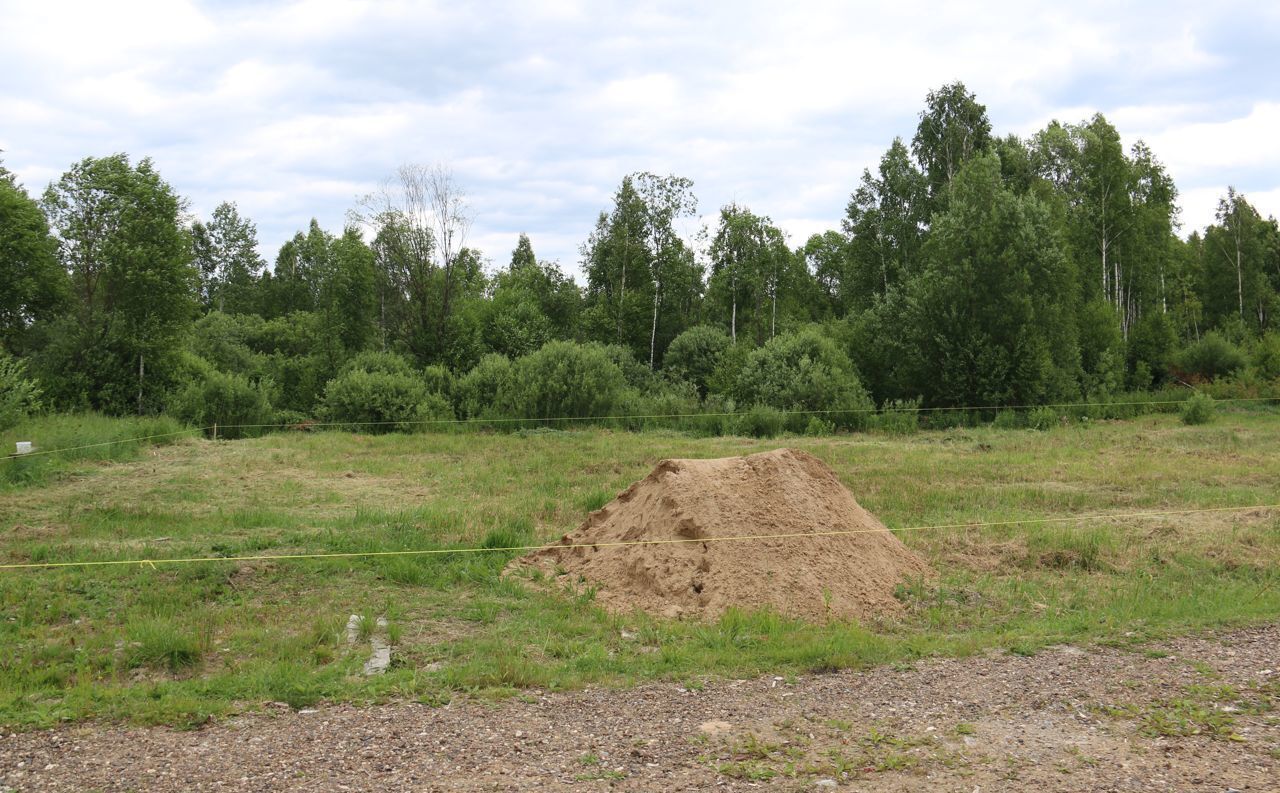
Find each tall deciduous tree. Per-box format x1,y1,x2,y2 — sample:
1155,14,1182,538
708,204,795,345
843,137,927,309
354,164,476,365
40,154,196,413
1202,188,1280,332
912,81,992,207
906,153,1079,406
582,174,701,365
190,201,265,315
0,161,67,353
633,173,698,368
482,234,580,357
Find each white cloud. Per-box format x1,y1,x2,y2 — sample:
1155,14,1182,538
1146,102,1280,177
1,0,1277,276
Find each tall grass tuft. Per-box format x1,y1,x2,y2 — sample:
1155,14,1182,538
0,413,194,488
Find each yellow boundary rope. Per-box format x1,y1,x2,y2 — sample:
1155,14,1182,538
2,503,1275,571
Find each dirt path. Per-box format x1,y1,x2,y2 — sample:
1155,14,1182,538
3,625,1277,792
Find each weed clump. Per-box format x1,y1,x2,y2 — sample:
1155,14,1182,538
1181,393,1215,425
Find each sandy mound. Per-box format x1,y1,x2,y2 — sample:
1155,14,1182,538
513,448,935,621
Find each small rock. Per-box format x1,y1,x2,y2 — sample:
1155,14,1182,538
814,779,838,789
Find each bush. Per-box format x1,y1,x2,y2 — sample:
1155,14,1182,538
991,409,1022,429
189,312,266,378
340,350,416,378
734,404,785,438
421,364,453,398
169,367,274,439
1181,393,1215,425
0,353,42,431
1251,332,1280,382
663,326,732,398
1126,311,1178,389
872,398,920,435
596,344,659,391
321,369,453,433
804,416,836,436
1026,406,1060,431
612,381,701,432
733,329,874,431
453,354,512,421
1176,332,1247,381
492,341,627,423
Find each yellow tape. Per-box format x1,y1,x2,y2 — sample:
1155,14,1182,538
2,503,1275,571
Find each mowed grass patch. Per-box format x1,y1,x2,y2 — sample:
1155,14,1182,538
0,411,1278,727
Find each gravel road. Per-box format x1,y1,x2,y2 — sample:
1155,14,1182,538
3,624,1277,792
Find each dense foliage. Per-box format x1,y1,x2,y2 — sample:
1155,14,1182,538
1,83,1278,433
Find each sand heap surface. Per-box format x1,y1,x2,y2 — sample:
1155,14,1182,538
515,448,935,621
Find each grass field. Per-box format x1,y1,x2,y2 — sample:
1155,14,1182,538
1,410,1278,729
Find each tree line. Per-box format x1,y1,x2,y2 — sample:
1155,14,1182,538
1,82,1279,435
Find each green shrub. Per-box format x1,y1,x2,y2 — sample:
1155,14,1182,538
613,381,701,432
1027,406,1060,431
321,369,453,433
453,353,512,420
992,409,1022,429
1176,332,1247,381
1126,311,1178,389
493,341,627,423
169,368,274,439
340,350,416,377
733,329,874,431
688,394,738,437
1251,332,1280,382
0,353,42,431
1181,393,1215,425
260,351,332,415
734,404,785,438
663,326,731,398
873,399,920,435
596,344,658,391
421,364,453,398
923,409,978,430
804,416,836,436
188,312,266,378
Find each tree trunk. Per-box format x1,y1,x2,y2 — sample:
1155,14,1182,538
649,281,659,370
771,279,777,340
1236,244,1244,320
137,352,145,416
617,250,626,345
731,293,737,344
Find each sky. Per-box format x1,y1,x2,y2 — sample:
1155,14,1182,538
2,0,1279,280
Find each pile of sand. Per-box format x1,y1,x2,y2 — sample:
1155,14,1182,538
513,448,935,621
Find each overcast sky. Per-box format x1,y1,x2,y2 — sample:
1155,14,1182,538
2,0,1278,279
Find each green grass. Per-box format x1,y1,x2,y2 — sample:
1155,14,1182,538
0,409,1278,728
0,412,197,488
